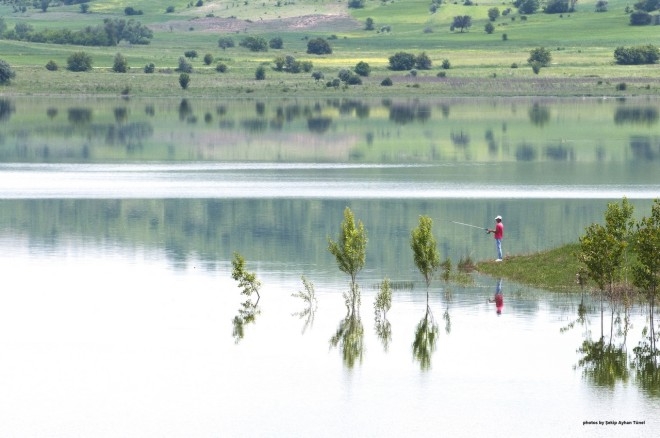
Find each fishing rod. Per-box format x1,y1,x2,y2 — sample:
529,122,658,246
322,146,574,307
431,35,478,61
451,221,489,233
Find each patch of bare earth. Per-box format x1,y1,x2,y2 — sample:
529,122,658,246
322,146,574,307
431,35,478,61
150,13,361,34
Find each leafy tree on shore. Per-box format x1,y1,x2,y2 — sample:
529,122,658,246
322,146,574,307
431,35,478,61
67,51,93,71
307,38,332,55
451,15,472,32
528,47,552,67
614,45,659,65
0,59,16,85
112,53,128,73
389,52,416,70
240,36,268,52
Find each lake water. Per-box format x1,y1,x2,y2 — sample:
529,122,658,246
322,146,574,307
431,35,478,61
0,97,659,437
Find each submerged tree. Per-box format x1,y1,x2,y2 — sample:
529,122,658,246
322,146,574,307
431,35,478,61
411,215,441,300
230,252,262,343
632,199,660,355
328,207,367,309
231,252,261,301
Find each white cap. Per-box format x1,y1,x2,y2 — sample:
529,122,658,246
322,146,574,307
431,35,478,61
495,215,502,220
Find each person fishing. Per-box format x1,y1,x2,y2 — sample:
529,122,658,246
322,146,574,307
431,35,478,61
487,215,504,261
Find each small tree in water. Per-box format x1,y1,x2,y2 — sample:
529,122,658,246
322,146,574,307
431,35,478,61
231,252,261,302
632,199,660,354
411,215,441,299
328,207,367,309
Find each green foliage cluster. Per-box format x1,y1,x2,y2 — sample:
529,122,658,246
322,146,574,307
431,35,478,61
528,47,552,66
328,207,367,305
307,38,332,55
388,52,432,71
231,252,262,301
273,55,312,73
410,215,441,291
112,53,128,73
0,18,153,46
614,45,659,65
66,51,92,72
0,59,16,84
240,36,268,52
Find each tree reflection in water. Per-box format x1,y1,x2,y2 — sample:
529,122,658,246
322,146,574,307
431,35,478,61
291,275,317,335
576,338,629,387
232,298,261,344
412,305,439,371
330,287,364,368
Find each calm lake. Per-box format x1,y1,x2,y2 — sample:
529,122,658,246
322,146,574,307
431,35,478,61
0,96,659,437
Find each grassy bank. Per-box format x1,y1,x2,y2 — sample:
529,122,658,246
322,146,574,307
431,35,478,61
1,0,659,98
476,243,583,291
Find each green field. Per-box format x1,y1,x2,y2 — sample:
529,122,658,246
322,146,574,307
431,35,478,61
1,0,659,97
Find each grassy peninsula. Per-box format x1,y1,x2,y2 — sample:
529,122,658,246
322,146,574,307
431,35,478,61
0,0,659,97
476,243,582,291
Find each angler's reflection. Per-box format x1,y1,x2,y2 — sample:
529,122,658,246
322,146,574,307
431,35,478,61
488,278,504,315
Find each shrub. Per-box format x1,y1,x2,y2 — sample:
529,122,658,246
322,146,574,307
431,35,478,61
67,51,93,72
144,63,155,73
177,57,193,73
124,6,143,16
312,71,325,81
381,77,393,86
354,61,371,77
269,37,283,49
516,0,539,14
166,6,175,13
614,45,659,65
365,17,374,30
255,66,266,80
307,38,332,55
415,52,432,70
630,11,652,26
45,60,58,71
488,7,500,21
184,50,198,59
544,0,570,13
216,62,227,73
240,36,268,52
218,37,235,50
348,0,365,7
531,62,542,74
112,53,128,73
0,59,16,85
437,71,446,77
389,52,416,70
528,47,552,67
179,73,190,89
80,3,89,13
203,54,214,65
616,82,627,91
301,61,313,72
485,22,495,34
441,59,451,69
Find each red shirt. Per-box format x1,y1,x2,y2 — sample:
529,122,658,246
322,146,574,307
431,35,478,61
494,222,503,240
